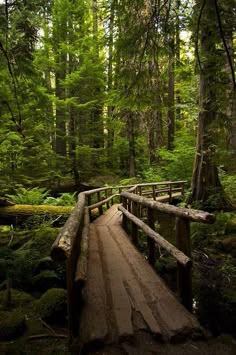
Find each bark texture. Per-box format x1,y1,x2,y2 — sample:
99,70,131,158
189,0,232,209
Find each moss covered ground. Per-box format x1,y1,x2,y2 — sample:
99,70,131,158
0,226,68,353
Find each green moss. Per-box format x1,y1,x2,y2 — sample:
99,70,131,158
32,270,61,292
17,227,59,256
0,310,25,340
0,289,33,308
35,288,67,324
0,227,65,291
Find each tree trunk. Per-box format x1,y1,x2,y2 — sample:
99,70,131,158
225,30,236,169
167,35,175,150
189,0,232,209
91,0,104,150
175,0,181,121
147,109,163,163
53,9,67,157
107,0,115,158
127,112,135,177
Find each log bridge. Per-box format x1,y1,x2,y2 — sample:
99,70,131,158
51,181,215,352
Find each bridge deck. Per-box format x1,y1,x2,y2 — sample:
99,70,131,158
78,205,202,349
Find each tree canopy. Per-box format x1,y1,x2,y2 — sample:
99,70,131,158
0,0,235,209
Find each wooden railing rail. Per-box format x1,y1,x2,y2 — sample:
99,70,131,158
119,190,215,311
119,205,191,267
120,191,215,224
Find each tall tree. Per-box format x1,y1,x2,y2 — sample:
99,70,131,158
189,0,232,208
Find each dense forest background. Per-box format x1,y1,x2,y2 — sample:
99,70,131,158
0,0,235,208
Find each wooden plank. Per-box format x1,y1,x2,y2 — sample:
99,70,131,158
96,225,134,340
79,224,108,344
155,192,181,202
111,225,202,341
106,208,122,225
93,204,118,225
97,225,162,338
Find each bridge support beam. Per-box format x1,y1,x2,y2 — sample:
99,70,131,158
147,208,155,266
176,217,192,312
131,201,138,245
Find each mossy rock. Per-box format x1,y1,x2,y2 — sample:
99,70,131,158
219,236,236,257
35,288,67,324
32,270,61,292
17,227,59,257
0,259,8,282
0,310,25,340
226,215,236,234
0,229,31,249
35,256,56,273
0,288,33,308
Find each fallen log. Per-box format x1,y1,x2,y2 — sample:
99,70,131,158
0,204,73,225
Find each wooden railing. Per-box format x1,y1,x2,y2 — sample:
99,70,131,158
50,180,214,338
119,189,215,311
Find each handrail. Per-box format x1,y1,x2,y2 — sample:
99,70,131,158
119,187,215,312
51,192,86,261
50,181,188,261
120,191,215,224
119,205,191,266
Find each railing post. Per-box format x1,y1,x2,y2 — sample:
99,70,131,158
110,188,113,205
127,199,131,213
87,195,92,221
131,201,138,245
176,217,192,311
169,184,172,203
147,208,155,266
97,192,103,216
122,197,128,231
105,189,109,209
119,188,122,203
181,182,185,197
152,185,156,201
139,186,142,217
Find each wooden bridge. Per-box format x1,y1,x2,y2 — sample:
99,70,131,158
51,181,215,353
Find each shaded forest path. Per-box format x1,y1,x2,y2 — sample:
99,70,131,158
79,204,202,350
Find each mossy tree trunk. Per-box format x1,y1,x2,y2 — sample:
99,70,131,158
189,0,232,209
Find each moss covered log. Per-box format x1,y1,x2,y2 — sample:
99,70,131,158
0,204,74,225
0,204,74,216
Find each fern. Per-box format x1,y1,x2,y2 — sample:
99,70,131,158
6,187,49,205
44,192,77,206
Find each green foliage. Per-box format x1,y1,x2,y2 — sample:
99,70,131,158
119,177,139,186
32,270,61,292
0,289,33,309
6,187,49,205
222,175,236,202
44,192,77,206
138,168,163,183
35,288,67,324
191,212,234,248
0,311,25,340
157,129,195,181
